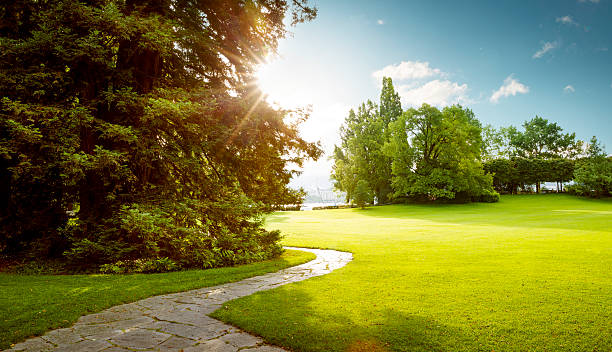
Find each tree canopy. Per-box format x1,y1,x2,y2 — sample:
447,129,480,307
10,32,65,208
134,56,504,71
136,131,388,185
333,79,497,204
506,116,578,158
331,78,401,205
0,0,320,270
387,104,495,202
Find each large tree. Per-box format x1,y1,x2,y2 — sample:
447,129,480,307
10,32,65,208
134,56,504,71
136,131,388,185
331,77,401,204
506,116,578,159
387,104,495,201
571,137,612,197
0,0,320,269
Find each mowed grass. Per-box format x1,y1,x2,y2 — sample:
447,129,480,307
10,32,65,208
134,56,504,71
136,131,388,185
0,249,315,349
212,195,612,352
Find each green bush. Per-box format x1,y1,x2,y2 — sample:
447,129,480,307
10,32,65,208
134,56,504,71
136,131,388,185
62,203,284,272
100,257,178,274
476,190,501,203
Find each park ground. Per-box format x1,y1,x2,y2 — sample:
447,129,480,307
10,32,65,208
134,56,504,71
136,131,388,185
212,194,612,352
0,250,315,349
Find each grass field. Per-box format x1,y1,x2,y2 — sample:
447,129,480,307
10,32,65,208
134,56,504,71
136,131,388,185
0,249,315,350
212,195,612,352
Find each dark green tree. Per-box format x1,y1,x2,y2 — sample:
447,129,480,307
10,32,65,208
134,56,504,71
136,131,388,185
331,77,401,204
570,137,612,197
505,116,577,192
0,0,320,269
387,104,496,202
352,179,373,209
507,116,578,158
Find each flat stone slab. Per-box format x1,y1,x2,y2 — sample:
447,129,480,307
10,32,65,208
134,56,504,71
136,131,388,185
6,247,352,352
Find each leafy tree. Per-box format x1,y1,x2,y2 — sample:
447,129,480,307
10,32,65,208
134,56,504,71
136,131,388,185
0,0,320,269
352,179,373,209
332,77,401,204
504,116,577,192
507,116,578,159
570,137,612,197
484,157,574,194
387,104,495,201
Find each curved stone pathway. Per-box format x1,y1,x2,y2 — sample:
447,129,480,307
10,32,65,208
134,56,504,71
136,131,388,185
6,247,352,352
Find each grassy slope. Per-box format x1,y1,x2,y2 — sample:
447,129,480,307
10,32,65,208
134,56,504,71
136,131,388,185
212,195,612,352
0,249,315,349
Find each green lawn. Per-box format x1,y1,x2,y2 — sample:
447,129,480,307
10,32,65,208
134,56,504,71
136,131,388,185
0,249,315,349
212,195,612,352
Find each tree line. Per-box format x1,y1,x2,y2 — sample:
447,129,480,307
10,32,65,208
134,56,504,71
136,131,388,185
0,0,319,272
333,78,611,207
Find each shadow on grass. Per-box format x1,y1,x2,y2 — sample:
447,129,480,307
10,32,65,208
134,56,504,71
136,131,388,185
214,287,477,352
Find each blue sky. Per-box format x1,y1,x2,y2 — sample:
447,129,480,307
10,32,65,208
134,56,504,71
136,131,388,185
255,0,612,189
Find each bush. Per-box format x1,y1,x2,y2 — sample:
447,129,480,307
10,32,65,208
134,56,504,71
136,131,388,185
475,190,501,203
100,257,178,274
61,203,284,272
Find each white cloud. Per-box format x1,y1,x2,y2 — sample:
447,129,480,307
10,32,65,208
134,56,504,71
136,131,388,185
578,0,600,3
533,41,558,59
377,19,384,25
556,15,578,26
372,61,442,81
490,75,529,103
564,85,575,93
398,80,470,107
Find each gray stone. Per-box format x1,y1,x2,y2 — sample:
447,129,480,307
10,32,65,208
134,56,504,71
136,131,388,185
156,336,197,351
7,337,54,352
54,339,112,352
182,339,235,352
108,328,171,349
40,328,84,346
218,332,262,348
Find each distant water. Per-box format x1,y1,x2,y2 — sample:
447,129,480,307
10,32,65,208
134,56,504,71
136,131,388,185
300,202,346,211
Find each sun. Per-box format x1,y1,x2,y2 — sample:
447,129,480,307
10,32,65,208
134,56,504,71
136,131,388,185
254,60,313,110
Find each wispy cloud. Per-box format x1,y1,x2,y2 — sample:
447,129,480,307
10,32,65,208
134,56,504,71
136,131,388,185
377,19,385,25
398,80,470,107
556,15,578,26
564,85,575,93
372,61,442,81
490,75,529,103
533,41,558,59
578,0,600,3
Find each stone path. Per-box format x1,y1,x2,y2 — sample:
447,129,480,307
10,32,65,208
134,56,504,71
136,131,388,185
7,247,352,352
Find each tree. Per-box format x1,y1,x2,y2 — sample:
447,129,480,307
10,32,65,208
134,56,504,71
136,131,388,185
484,157,574,194
387,104,495,202
570,137,612,197
0,0,320,269
507,116,578,159
331,77,401,205
504,116,577,192
352,179,373,209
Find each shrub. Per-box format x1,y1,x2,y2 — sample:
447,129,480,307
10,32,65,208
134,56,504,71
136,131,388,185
476,190,501,203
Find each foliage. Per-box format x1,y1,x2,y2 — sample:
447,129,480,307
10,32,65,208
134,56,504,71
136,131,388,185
331,78,401,204
506,116,578,159
387,104,495,201
0,0,320,269
100,257,178,274
484,157,574,194
569,137,612,197
352,179,373,208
